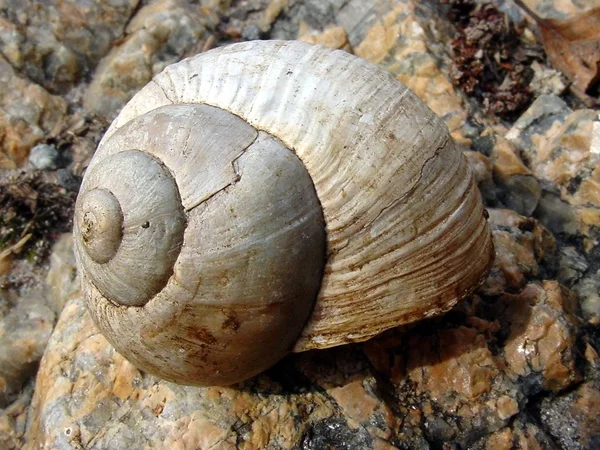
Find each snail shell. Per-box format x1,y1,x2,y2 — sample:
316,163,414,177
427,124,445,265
74,40,494,386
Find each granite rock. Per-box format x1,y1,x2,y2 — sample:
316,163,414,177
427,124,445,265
0,0,140,94
28,144,59,171
1,0,597,448
539,381,600,450
487,132,541,216
480,208,557,295
0,380,33,450
83,0,219,119
0,56,68,168
507,95,600,247
25,210,590,449
0,290,55,408
44,233,79,316
498,281,582,394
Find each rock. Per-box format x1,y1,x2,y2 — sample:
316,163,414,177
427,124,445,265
498,282,582,394
480,209,557,295
298,24,350,50
83,0,219,120
488,133,541,216
0,290,55,408
0,56,68,167
505,94,572,153
507,95,600,246
27,296,403,449
539,382,600,450
464,150,497,206
0,380,33,450
529,61,568,97
241,23,263,40
534,188,580,236
28,144,59,171
557,246,589,287
45,234,79,315
472,415,559,450
574,271,600,325
518,0,600,21
353,1,469,143
0,0,140,94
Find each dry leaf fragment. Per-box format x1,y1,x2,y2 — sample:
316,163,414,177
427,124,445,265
539,9,600,93
516,1,600,100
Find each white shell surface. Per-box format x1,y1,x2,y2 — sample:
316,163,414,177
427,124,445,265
75,150,186,306
78,104,326,385
100,40,493,352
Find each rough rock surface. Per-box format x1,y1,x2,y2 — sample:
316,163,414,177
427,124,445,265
0,0,140,94
83,0,219,119
0,0,598,449
0,56,68,168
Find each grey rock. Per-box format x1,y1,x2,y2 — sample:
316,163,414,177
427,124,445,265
242,23,263,40
28,144,59,171
533,188,580,236
0,55,68,167
83,0,218,120
45,234,79,315
574,272,600,325
539,382,600,450
506,94,572,162
496,173,541,217
0,0,140,94
0,291,54,408
557,246,589,287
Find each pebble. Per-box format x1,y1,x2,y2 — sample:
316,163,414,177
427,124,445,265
28,144,59,171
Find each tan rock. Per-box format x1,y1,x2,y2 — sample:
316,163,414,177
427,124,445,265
0,0,139,93
45,234,79,315
508,96,600,245
0,57,68,167
260,0,289,31
408,327,499,401
299,24,350,50
84,0,218,120
520,0,600,20
490,135,541,216
483,420,550,450
0,291,55,408
353,0,468,142
501,282,581,392
480,209,556,295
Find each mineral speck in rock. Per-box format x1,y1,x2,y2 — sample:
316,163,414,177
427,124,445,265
28,144,59,171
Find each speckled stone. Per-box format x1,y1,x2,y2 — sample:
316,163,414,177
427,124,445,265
473,415,558,450
480,208,557,295
0,0,140,94
0,381,33,449
83,0,219,119
539,381,600,450
0,291,55,408
573,271,600,325
45,233,79,315
499,281,582,393
27,296,405,449
353,0,469,144
507,95,600,248
488,132,541,216
0,56,68,167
